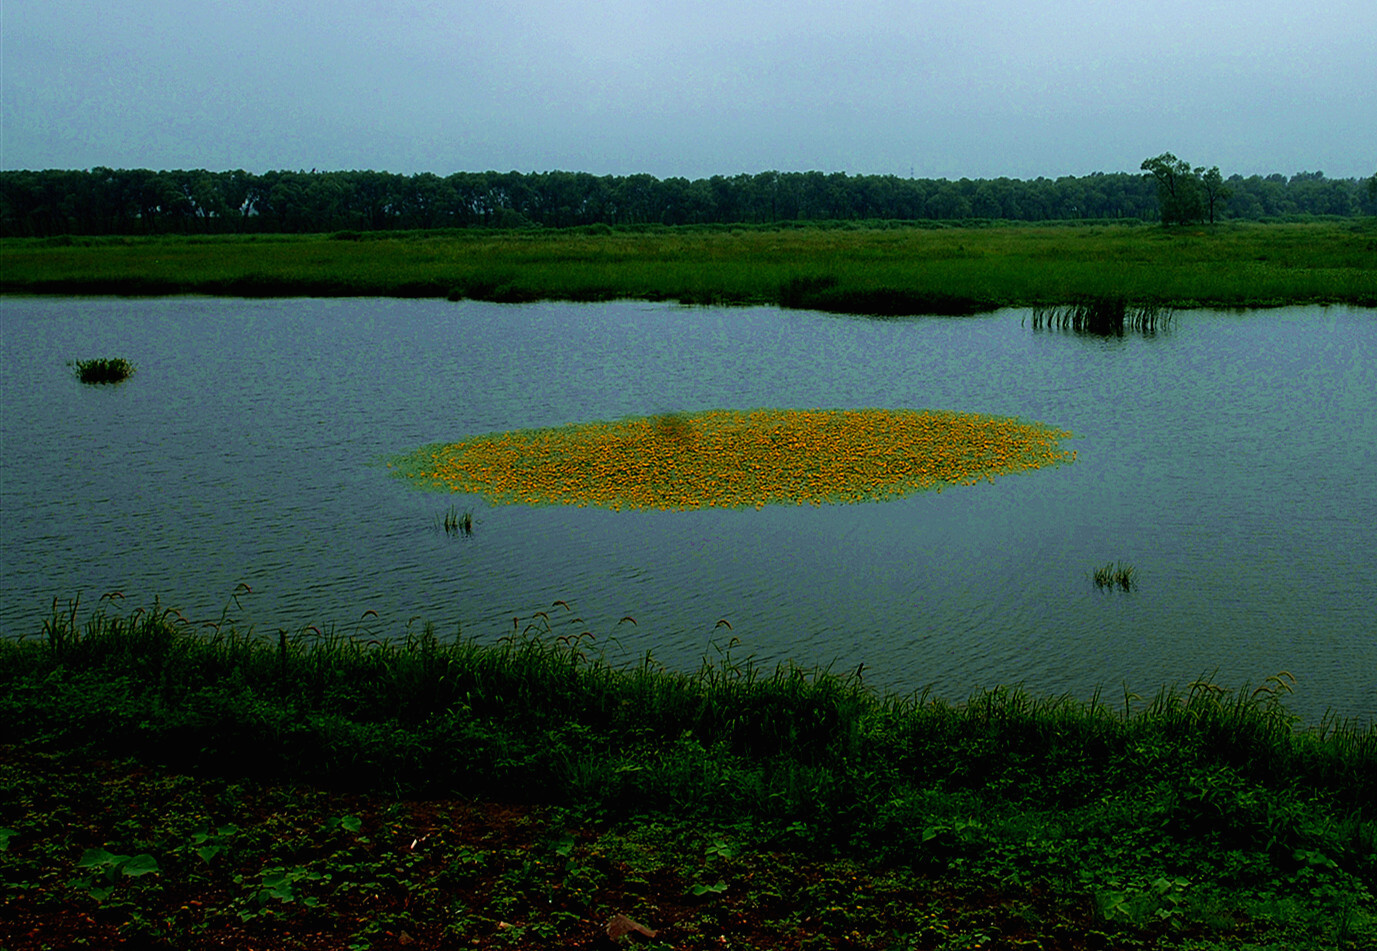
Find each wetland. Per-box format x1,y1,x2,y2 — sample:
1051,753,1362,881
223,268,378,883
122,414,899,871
1,294,1373,726
3,224,1376,945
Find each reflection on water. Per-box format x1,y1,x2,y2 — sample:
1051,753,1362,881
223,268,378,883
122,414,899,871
1,296,1374,724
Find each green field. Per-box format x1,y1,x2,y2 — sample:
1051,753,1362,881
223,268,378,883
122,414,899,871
4,220,1375,313
1,599,1373,949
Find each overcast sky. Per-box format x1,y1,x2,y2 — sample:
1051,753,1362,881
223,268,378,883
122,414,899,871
4,0,1375,180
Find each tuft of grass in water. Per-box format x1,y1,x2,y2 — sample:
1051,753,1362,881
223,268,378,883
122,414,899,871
1027,296,1175,335
438,504,474,536
69,356,135,384
1092,561,1138,591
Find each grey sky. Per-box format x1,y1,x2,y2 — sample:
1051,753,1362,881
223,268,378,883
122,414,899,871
4,0,1375,179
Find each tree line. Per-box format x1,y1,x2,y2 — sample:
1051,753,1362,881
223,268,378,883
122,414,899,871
2,162,1374,237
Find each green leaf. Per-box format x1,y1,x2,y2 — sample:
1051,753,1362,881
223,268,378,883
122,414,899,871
196,845,223,864
340,815,362,834
688,880,728,896
263,881,296,902
122,854,160,877
76,848,125,870
0,827,15,852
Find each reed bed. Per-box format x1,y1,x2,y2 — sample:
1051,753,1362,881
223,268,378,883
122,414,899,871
390,408,1076,510
4,595,1373,815
1028,298,1175,335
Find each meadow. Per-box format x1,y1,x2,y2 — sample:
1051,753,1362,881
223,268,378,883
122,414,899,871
1,598,1373,949
4,219,1375,312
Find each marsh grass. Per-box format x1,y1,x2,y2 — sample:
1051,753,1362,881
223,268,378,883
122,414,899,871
1028,297,1175,335
5,221,1375,312
69,356,135,384
6,594,1373,805
3,594,1375,946
1093,561,1138,591
438,504,474,536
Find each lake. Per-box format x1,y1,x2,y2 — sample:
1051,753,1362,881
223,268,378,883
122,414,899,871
2,296,1373,725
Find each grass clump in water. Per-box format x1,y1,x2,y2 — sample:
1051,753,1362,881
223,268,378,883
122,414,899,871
438,504,474,535
1093,561,1138,591
391,407,1076,510
1028,296,1175,335
69,356,135,384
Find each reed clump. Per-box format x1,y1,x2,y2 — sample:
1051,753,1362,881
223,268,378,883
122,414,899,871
1028,297,1175,335
1092,561,1138,591
69,356,135,384
439,504,474,535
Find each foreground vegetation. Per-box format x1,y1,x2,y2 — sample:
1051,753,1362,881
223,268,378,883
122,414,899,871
4,220,1375,314
2,597,1373,949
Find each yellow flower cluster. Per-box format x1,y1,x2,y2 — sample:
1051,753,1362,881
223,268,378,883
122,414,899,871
395,408,1074,510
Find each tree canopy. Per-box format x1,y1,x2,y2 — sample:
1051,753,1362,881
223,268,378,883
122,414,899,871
1,164,1372,237
1140,154,1239,225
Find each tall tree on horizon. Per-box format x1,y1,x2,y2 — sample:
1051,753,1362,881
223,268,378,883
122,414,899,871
1141,153,1206,225
1198,166,1231,225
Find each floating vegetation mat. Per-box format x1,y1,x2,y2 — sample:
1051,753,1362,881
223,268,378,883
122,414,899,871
391,409,1076,510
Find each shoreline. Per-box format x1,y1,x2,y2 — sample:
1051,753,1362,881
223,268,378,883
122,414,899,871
2,601,1374,949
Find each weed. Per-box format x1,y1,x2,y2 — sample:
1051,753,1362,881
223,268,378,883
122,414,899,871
68,356,135,384
439,504,474,535
70,848,160,901
187,823,240,863
1028,297,1175,335
1092,561,1138,591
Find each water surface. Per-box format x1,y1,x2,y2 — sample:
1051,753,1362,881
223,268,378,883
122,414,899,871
2,297,1373,723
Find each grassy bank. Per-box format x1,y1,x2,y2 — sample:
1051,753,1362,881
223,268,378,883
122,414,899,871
2,598,1374,949
3,220,1375,313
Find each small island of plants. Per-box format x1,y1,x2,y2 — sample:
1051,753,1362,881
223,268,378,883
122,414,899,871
391,408,1076,510
69,357,135,384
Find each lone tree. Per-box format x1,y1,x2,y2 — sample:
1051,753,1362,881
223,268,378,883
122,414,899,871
1198,165,1231,224
1141,153,1208,225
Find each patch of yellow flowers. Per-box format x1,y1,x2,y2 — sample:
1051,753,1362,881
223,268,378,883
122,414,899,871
394,408,1075,510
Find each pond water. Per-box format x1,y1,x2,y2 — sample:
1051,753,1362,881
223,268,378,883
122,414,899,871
2,296,1374,725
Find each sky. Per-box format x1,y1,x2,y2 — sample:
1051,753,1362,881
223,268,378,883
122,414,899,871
4,0,1375,181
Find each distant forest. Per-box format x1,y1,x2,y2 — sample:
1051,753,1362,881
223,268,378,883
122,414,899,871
2,165,1374,237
